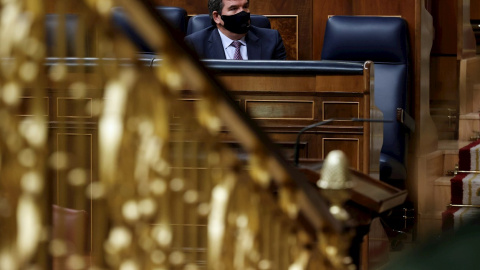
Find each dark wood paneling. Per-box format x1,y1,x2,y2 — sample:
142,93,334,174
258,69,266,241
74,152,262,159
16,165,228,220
429,55,459,139
246,100,314,120
219,75,317,92
248,1,312,60
267,132,319,161
18,97,50,116
57,98,94,118
430,0,457,54
322,137,361,170
430,56,459,101
315,75,364,92
46,0,87,13
323,101,360,120
269,16,298,60
472,0,480,20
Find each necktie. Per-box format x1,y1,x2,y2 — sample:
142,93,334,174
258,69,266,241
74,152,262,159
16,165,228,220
232,40,243,60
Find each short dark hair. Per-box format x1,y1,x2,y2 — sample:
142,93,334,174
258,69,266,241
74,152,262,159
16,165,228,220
208,0,250,19
208,0,224,20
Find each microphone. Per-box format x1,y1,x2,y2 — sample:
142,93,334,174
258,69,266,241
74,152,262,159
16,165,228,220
293,118,390,167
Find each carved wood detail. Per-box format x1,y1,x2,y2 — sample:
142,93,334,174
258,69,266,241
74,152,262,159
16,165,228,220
246,99,314,120
268,16,298,60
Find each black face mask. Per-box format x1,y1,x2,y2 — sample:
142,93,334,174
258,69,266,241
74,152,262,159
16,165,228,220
221,11,250,34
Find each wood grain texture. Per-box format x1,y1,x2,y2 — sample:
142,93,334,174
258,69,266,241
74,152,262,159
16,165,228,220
246,100,314,120
247,0,312,60
430,56,459,102
315,75,364,93
430,0,458,54
471,0,480,20
323,137,361,170
219,75,317,92
459,56,480,115
459,114,480,141
458,0,477,58
429,56,459,139
323,101,360,120
269,17,298,60
46,0,88,13
413,0,437,153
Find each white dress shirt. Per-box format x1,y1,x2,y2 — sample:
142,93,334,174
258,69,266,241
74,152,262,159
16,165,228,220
218,29,248,60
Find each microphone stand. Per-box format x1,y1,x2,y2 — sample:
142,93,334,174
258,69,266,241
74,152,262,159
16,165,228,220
293,118,388,167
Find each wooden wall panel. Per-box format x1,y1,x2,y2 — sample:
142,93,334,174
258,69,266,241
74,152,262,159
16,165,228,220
471,0,480,20
430,57,459,102
430,0,457,54
246,100,314,120
429,0,477,139
46,0,85,13
266,132,320,161
429,56,459,139
322,137,361,170
18,97,50,116
249,1,312,60
269,16,298,60
323,101,360,120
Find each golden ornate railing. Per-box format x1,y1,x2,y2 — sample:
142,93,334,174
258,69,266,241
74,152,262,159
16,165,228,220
447,164,480,176
0,0,356,269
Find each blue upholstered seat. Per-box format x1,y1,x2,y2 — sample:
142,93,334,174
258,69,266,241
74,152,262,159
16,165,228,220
112,6,187,53
186,14,271,35
46,7,188,55
321,16,413,189
156,6,188,35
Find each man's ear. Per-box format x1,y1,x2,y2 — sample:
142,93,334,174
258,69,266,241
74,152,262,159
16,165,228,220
212,11,222,25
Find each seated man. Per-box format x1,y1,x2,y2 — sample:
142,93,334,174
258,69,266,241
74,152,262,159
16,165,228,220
184,0,287,60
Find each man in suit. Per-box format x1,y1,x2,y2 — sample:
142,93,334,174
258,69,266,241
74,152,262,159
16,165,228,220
184,0,287,60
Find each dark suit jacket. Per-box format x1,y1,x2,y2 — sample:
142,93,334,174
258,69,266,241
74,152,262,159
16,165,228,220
184,25,287,60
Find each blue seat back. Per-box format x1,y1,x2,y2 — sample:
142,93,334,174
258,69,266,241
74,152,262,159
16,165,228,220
112,6,187,53
186,14,271,35
321,16,410,186
157,6,188,35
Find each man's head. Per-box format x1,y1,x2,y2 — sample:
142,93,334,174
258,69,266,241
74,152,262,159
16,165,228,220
208,0,224,20
208,0,250,39
208,0,250,19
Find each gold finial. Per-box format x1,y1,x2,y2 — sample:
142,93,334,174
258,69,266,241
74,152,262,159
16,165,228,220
317,150,353,221
317,150,353,190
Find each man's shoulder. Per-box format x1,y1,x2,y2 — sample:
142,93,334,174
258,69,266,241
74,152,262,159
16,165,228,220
249,25,279,36
185,25,217,41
